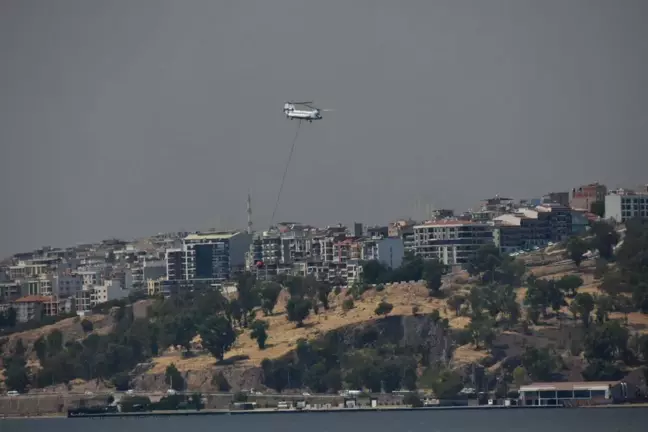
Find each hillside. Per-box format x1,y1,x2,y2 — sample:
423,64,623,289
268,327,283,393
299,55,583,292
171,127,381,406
3,221,648,395
148,256,647,378
149,278,471,374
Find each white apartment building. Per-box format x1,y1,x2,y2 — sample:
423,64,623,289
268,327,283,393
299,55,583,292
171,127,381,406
76,269,105,287
8,262,51,280
93,280,128,303
362,238,405,269
76,280,128,314
605,189,648,223
413,220,493,266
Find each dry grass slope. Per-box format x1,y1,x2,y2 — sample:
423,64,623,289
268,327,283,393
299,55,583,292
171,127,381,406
150,256,648,375
149,281,468,374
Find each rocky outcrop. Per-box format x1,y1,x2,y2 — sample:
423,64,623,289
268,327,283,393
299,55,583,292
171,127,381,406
131,365,265,393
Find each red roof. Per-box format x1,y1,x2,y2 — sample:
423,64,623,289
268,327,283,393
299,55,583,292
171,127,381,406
14,295,52,303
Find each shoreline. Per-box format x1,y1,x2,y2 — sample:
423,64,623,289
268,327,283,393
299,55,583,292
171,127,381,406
66,405,560,418
2,402,648,420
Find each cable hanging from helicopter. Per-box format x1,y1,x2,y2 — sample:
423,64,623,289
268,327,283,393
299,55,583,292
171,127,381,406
269,101,334,229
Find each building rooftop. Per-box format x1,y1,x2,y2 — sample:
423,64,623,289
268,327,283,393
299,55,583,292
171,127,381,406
519,381,620,392
184,231,241,241
493,214,523,226
414,220,488,228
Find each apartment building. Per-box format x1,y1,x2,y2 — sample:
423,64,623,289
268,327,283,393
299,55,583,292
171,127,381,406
543,192,570,207
165,248,185,281
492,213,551,253
536,204,573,242
180,231,252,282
570,182,607,211
0,282,26,303
142,259,166,282
76,269,105,287
332,239,363,264
111,268,134,291
388,220,416,251
413,220,493,266
363,237,405,269
75,280,128,314
366,226,389,239
605,188,648,223
10,295,48,322
8,261,52,280
147,277,164,296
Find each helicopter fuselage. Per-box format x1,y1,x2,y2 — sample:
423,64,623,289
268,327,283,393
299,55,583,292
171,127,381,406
284,109,322,121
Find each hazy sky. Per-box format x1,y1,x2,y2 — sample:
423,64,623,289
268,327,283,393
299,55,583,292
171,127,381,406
1,0,647,256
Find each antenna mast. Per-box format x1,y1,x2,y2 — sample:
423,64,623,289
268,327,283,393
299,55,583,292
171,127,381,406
247,192,253,235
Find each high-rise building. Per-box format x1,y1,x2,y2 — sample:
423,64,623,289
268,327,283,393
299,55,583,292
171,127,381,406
605,189,648,223
181,231,252,282
413,220,493,266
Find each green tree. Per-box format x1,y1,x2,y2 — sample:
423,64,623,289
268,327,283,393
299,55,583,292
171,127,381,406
589,221,619,261
570,292,595,328
362,260,389,284
342,298,355,312
236,272,260,327
200,316,236,361
423,259,447,296
259,281,282,316
391,252,424,282
419,366,463,399
403,392,423,407
286,298,312,327
555,275,583,298
165,363,185,391
250,320,269,349
467,315,496,349
3,340,29,393
112,372,131,391
46,329,64,357
316,281,333,310
521,347,560,381
447,294,466,316
33,336,47,362
524,276,565,319
80,319,94,333
594,294,613,324
513,366,529,387
583,320,629,363
593,258,608,279
375,301,394,316
565,236,588,268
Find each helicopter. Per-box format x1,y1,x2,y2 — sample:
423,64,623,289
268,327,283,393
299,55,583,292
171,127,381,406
283,101,333,123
